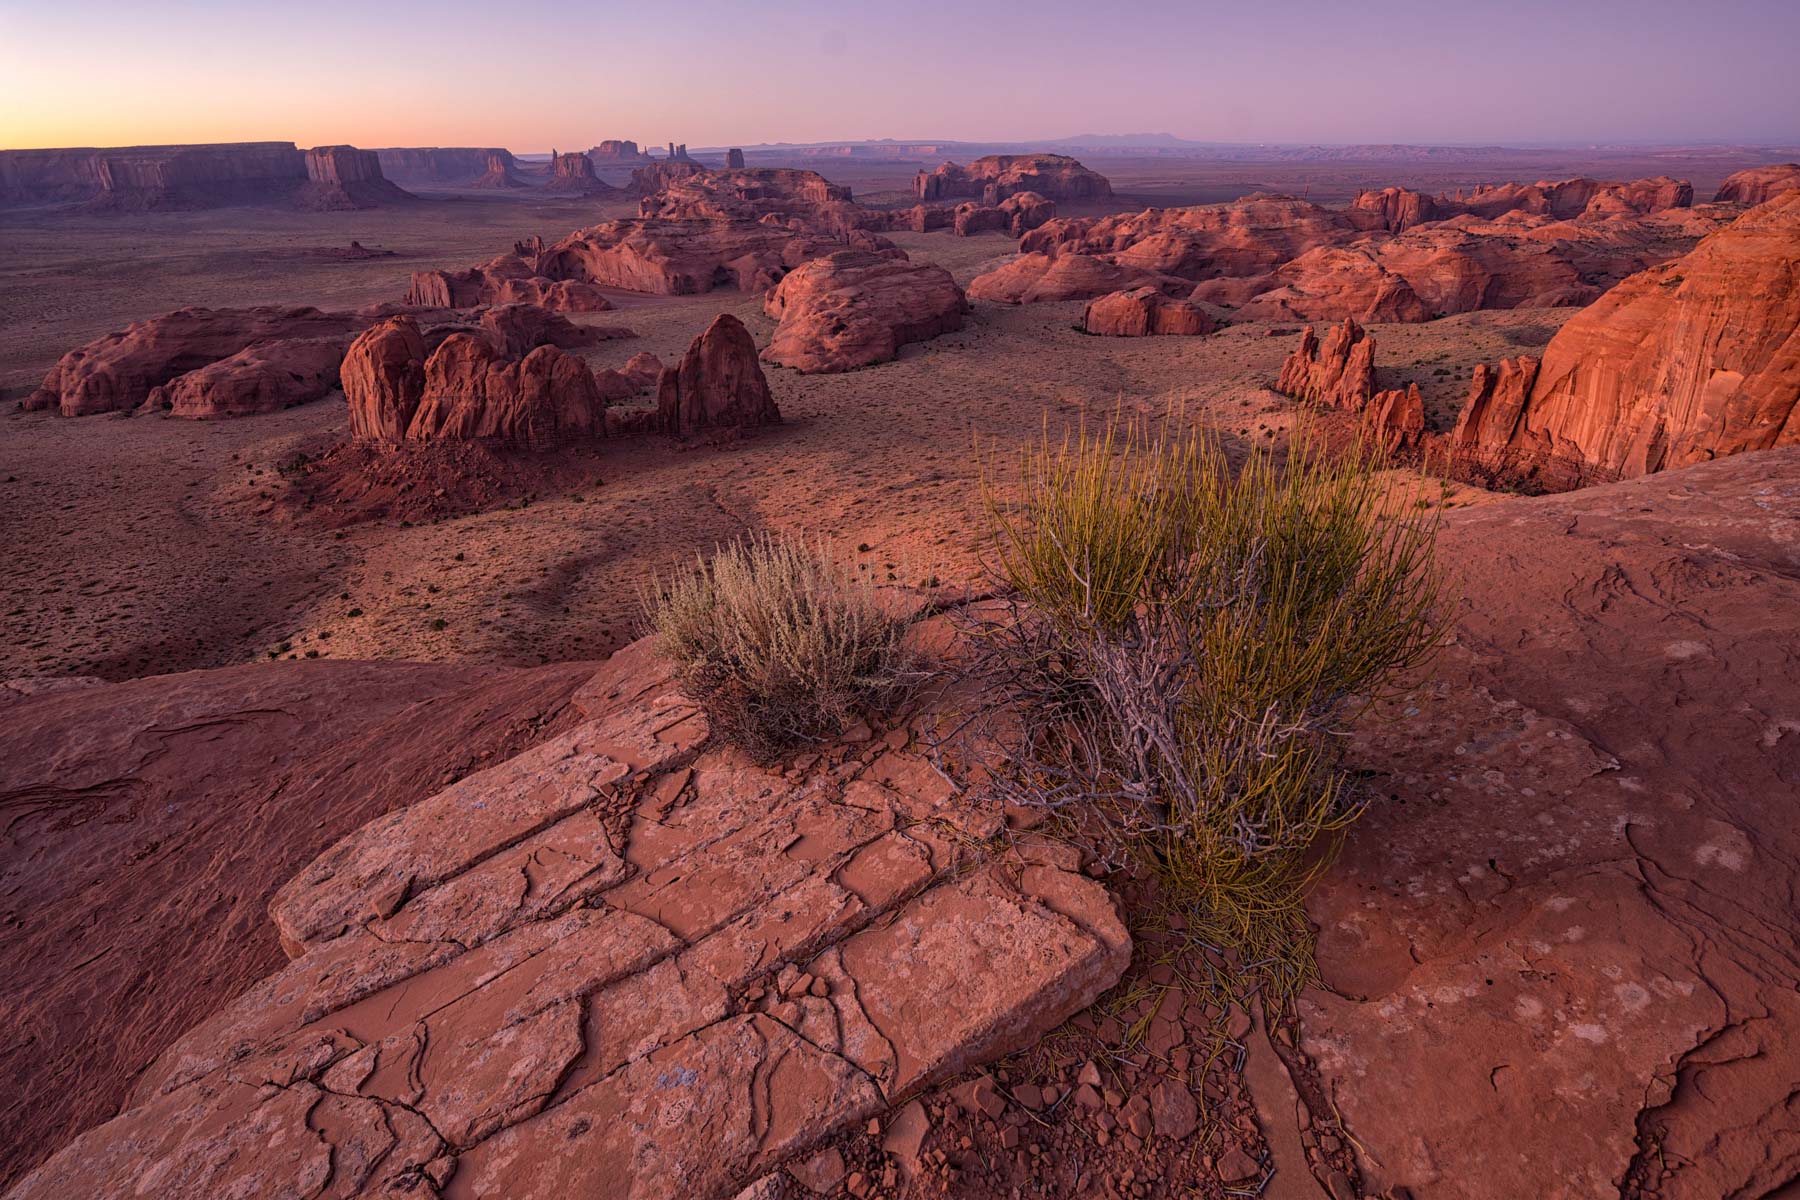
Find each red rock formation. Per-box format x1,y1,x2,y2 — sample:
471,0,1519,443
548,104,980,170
588,140,654,164
1026,194,1378,281
1448,189,1800,480
299,145,416,210
1448,356,1541,454
1350,186,1440,232
143,338,350,418
1224,246,1434,323
535,217,894,296
628,159,707,195
476,303,624,358
726,148,746,169
1081,287,1217,336
0,142,309,209
1274,318,1376,409
637,167,854,229
1714,162,1800,206
950,192,1055,238
1363,383,1425,452
544,151,614,195
404,252,615,313
406,335,609,445
968,253,1183,305
914,154,1111,204
762,251,970,373
1433,175,1693,221
342,316,429,440
657,313,779,435
471,151,527,189
621,351,663,390
26,306,366,417
374,147,517,184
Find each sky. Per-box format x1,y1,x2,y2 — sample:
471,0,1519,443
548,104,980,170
2,0,1797,152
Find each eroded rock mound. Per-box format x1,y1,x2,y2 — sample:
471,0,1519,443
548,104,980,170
404,253,615,313
26,306,366,417
658,313,780,436
1082,287,1217,336
533,217,895,296
915,154,1111,204
1449,189,1800,480
762,251,969,373
1350,186,1440,232
143,338,350,418
968,253,1181,305
1714,162,1800,206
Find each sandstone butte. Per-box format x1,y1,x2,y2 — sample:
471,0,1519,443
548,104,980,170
1450,188,1800,479
658,313,781,435
761,251,970,373
544,150,615,195
374,147,519,185
6,451,1800,1199
341,311,657,447
470,150,527,189
299,145,417,210
914,153,1112,204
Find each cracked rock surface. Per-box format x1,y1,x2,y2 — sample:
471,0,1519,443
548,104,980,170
7,636,1129,1199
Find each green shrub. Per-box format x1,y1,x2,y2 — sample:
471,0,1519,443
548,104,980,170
644,533,912,761
982,419,1441,997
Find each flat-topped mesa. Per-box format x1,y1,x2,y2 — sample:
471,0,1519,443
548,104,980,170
532,217,900,296
375,147,517,184
299,145,416,210
1081,287,1217,337
914,153,1111,205
25,306,369,417
0,142,308,209
544,151,614,195
638,166,852,220
588,139,654,164
1449,188,1800,484
658,313,781,435
471,150,527,189
762,250,970,373
1714,163,1800,206
342,312,644,447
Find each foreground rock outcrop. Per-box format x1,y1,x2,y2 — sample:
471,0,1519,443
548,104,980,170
658,313,781,435
1275,318,1424,451
1450,189,1800,480
1302,450,1800,1199
6,634,1129,1200
762,251,969,372
0,658,601,1191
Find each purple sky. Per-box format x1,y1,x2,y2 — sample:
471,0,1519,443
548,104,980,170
3,0,1796,151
